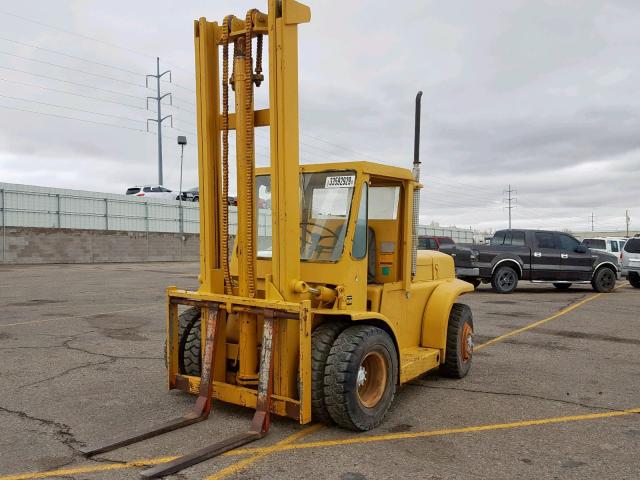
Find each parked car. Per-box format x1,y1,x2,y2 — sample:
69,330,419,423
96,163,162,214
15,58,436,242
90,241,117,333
582,237,627,263
176,187,199,202
125,185,175,200
417,235,455,251
449,229,621,293
621,237,640,288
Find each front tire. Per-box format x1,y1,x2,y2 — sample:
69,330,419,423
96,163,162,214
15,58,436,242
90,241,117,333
629,271,640,288
324,325,398,431
592,267,616,293
491,266,518,294
553,283,572,290
311,322,346,423
440,304,474,378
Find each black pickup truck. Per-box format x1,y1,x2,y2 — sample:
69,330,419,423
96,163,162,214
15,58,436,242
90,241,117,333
442,229,621,294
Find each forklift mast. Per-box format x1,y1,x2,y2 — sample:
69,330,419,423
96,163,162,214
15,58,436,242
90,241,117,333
194,0,309,304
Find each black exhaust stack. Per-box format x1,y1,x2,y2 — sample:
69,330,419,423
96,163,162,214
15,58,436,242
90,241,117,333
414,90,423,169
411,91,423,277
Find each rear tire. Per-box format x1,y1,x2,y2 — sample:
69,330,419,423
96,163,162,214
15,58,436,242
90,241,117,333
491,266,518,294
178,307,202,376
311,322,346,423
553,283,572,290
440,304,474,378
592,267,616,293
629,271,640,288
324,325,398,431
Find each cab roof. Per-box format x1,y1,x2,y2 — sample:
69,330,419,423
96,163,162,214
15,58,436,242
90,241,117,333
255,161,415,181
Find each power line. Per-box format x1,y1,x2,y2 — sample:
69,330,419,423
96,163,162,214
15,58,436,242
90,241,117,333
169,125,197,137
0,76,147,111
0,93,144,123
0,9,192,75
0,103,152,133
0,65,145,101
0,50,150,89
0,9,155,60
0,35,144,76
163,79,195,94
167,103,196,115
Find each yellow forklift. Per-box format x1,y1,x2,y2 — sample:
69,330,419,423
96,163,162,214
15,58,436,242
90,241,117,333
82,1,475,477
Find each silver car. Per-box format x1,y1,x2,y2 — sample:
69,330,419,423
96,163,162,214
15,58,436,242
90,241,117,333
125,185,176,200
621,237,640,288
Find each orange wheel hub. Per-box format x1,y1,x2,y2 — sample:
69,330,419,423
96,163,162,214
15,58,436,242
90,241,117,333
356,351,387,408
461,322,473,362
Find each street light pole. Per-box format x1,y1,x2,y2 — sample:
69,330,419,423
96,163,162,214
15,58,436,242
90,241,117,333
177,136,187,233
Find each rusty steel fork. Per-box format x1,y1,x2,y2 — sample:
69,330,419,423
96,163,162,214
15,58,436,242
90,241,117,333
80,304,221,456
140,309,278,478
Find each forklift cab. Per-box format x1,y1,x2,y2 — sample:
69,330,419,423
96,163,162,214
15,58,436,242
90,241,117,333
252,161,415,312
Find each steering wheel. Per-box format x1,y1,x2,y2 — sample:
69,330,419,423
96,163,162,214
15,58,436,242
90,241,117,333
300,222,339,258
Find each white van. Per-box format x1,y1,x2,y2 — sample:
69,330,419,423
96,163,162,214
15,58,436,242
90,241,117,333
582,237,627,263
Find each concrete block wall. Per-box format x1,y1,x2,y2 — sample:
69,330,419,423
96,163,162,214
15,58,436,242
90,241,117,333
1,227,200,264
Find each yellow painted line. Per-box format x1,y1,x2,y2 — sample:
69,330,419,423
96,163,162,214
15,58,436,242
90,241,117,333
0,456,178,480
206,424,324,480
476,282,628,351
226,407,640,456
476,293,601,350
1,409,637,480
0,304,159,328
0,426,322,480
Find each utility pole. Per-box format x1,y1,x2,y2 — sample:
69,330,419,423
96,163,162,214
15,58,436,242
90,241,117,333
147,57,172,185
589,212,595,232
626,210,631,237
503,184,517,229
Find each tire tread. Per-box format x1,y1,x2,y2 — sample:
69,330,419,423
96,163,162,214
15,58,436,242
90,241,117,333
324,325,396,431
439,303,473,378
311,322,346,423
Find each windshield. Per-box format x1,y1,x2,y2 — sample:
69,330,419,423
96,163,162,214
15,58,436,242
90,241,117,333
255,171,356,262
300,171,356,262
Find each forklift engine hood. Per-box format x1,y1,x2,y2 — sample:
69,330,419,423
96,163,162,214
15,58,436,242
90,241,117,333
416,250,456,281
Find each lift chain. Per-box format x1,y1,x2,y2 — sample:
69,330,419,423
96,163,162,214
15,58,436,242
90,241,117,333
254,34,264,87
244,8,258,297
221,16,234,295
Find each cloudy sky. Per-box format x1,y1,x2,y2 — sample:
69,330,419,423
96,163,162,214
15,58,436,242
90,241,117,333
0,0,638,233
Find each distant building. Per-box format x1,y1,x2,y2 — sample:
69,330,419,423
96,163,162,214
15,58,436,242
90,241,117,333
573,231,639,240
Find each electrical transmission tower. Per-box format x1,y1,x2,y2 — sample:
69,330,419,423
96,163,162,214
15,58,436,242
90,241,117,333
146,57,172,185
503,184,517,229
589,212,596,232
626,210,631,237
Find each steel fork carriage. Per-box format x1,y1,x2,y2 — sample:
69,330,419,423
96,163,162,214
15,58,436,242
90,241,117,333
82,291,310,478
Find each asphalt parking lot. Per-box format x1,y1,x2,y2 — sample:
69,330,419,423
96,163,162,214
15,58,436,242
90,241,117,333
0,262,638,480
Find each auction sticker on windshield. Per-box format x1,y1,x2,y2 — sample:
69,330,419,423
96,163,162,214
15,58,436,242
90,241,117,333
325,175,355,188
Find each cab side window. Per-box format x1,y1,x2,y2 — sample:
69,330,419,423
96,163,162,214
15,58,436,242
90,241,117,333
558,234,580,251
535,232,556,249
610,241,619,253
490,232,506,246
512,231,526,246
